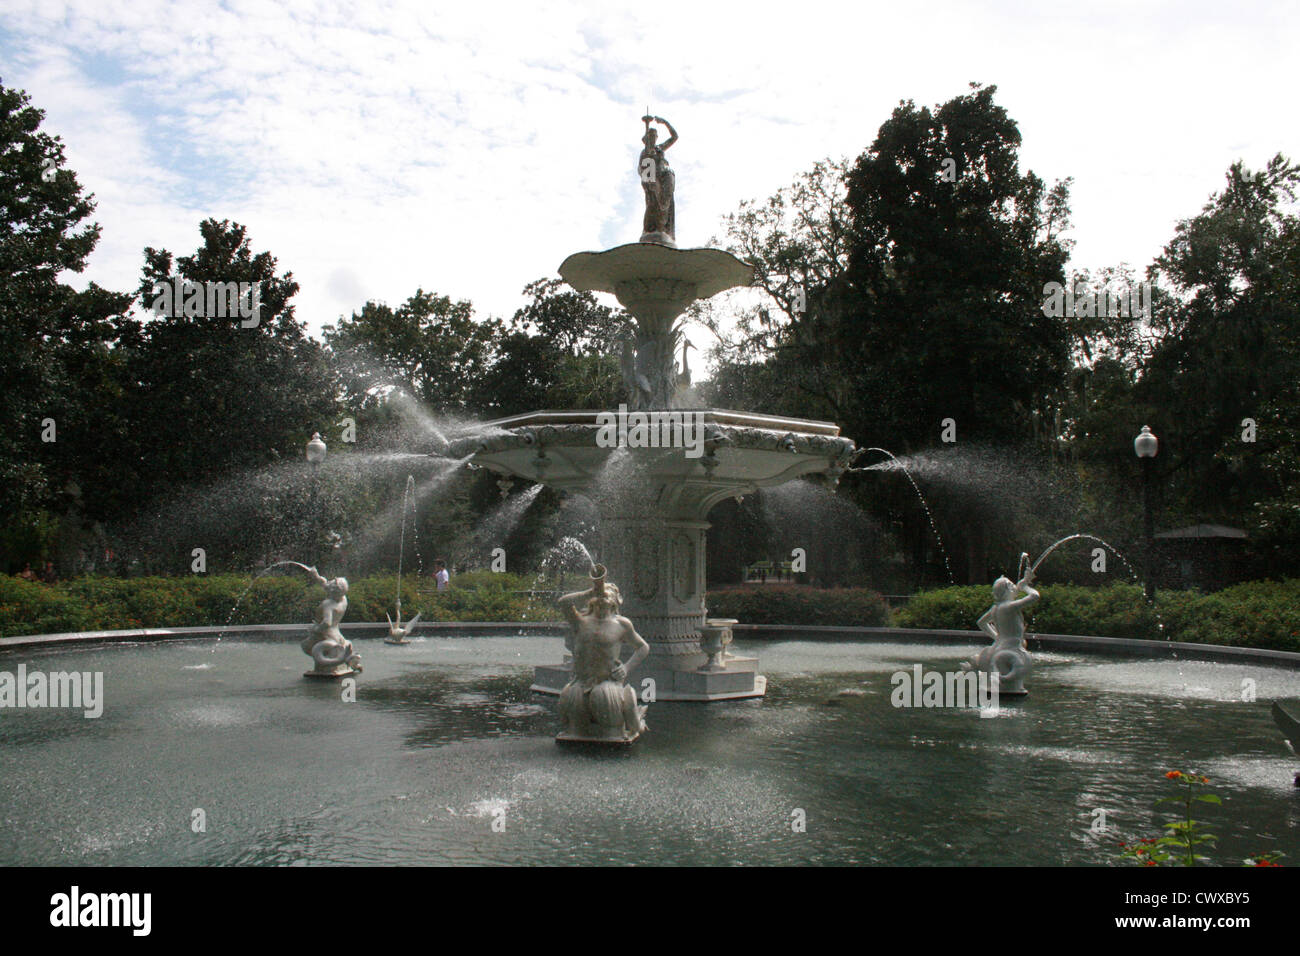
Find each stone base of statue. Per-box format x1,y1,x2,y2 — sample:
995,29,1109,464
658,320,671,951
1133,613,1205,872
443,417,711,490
535,656,765,701
303,662,360,679
556,678,647,745
383,636,411,645
639,231,675,248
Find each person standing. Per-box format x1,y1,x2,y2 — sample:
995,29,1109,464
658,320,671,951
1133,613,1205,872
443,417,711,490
433,559,450,592
40,561,58,584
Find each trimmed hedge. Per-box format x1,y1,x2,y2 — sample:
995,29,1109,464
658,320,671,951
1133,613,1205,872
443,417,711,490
705,585,890,627
0,572,563,638
893,580,1300,653
2,574,1297,653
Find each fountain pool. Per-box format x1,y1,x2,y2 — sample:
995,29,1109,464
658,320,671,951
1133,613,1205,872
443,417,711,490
3,632,1296,866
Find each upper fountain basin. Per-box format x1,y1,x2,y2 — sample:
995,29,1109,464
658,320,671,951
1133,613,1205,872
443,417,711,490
559,244,756,327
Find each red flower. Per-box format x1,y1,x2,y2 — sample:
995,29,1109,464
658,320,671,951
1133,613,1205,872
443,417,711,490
1165,771,1183,779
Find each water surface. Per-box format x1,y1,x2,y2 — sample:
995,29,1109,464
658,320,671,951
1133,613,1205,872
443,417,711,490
1,634,1297,865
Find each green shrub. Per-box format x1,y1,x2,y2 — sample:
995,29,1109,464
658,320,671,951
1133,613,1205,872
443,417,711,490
890,585,990,631
0,575,90,635
704,585,890,627
893,580,1300,652
0,571,563,637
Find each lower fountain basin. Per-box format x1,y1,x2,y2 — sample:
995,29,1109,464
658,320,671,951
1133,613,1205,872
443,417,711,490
2,631,1296,866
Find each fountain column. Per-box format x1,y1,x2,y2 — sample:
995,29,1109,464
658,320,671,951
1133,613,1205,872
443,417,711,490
599,514,709,672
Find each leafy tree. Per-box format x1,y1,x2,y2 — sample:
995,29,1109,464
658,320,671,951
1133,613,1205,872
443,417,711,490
324,289,500,416
111,219,341,566
1137,155,1300,534
0,82,132,569
472,278,631,417
836,83,1073,449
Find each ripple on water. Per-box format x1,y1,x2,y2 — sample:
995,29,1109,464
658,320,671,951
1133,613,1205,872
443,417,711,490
1052,659,1300,702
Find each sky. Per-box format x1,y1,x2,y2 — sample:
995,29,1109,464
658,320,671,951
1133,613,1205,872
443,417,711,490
2,0,1297,349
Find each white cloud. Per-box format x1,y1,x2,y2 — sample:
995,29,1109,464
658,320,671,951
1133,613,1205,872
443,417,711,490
2,0,1296,338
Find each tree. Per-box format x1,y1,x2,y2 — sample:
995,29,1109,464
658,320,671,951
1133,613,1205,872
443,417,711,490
471,278,631,417
111,219,341,566
1138,155,1300,531
324,289,500,416
836,83,1073,450
0,82,132,569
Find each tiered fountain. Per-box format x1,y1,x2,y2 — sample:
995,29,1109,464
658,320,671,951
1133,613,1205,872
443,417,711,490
447,115,857,700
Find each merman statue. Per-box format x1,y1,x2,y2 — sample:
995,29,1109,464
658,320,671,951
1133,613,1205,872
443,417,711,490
556,564,650,743
963,564,1038,696
301,568,362,678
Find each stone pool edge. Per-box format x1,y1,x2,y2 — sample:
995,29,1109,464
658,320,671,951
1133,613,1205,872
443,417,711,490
1,622,1297,669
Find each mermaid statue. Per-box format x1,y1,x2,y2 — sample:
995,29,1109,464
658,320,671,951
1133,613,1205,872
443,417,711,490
963,563,1037,695
301,568,362,678
556,564,650,742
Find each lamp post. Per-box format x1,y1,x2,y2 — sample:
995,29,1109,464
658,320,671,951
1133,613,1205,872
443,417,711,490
306,432,326,563
1134,425,1158,603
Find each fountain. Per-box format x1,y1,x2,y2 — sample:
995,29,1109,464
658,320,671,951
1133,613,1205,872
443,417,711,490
963,562,1037,695
386,475,422,644
301,567,362,678
447,117,857,700
555,564,650,743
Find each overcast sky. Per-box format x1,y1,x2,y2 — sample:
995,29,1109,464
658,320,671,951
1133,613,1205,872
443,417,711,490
3,0,1297,346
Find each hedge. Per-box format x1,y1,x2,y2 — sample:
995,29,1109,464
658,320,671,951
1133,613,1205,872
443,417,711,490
705,585,890,627
0,571,563,638
2,575,1297,653
892,580,1300,653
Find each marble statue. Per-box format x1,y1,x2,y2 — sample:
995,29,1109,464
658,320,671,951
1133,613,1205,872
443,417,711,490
963,567,1037,695
556,564,650,742
638,114,677,245
384,606,421,645
301,568,362,677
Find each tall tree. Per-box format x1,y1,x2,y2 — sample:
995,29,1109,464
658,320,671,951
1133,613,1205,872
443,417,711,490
324,289,500,417
0,82,132,568
471,278,631,417
116,219,341,523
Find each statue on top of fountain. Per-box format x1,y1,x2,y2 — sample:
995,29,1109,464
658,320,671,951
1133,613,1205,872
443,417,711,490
962,565,1038,695
638,114,677,246
556,564,650,742
301,568,362,678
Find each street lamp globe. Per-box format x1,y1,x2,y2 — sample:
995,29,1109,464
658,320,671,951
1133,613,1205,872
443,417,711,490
1134,425,1158,459
306,432,327,464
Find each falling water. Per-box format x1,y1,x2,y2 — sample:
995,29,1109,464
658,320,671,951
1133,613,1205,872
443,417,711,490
1030,533,1138,578
394,475,416,619
1026,533,1171,641
852,447,954,584
456,484,545,569
349,455,472,567
213,560,318,652
524,537,599,617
